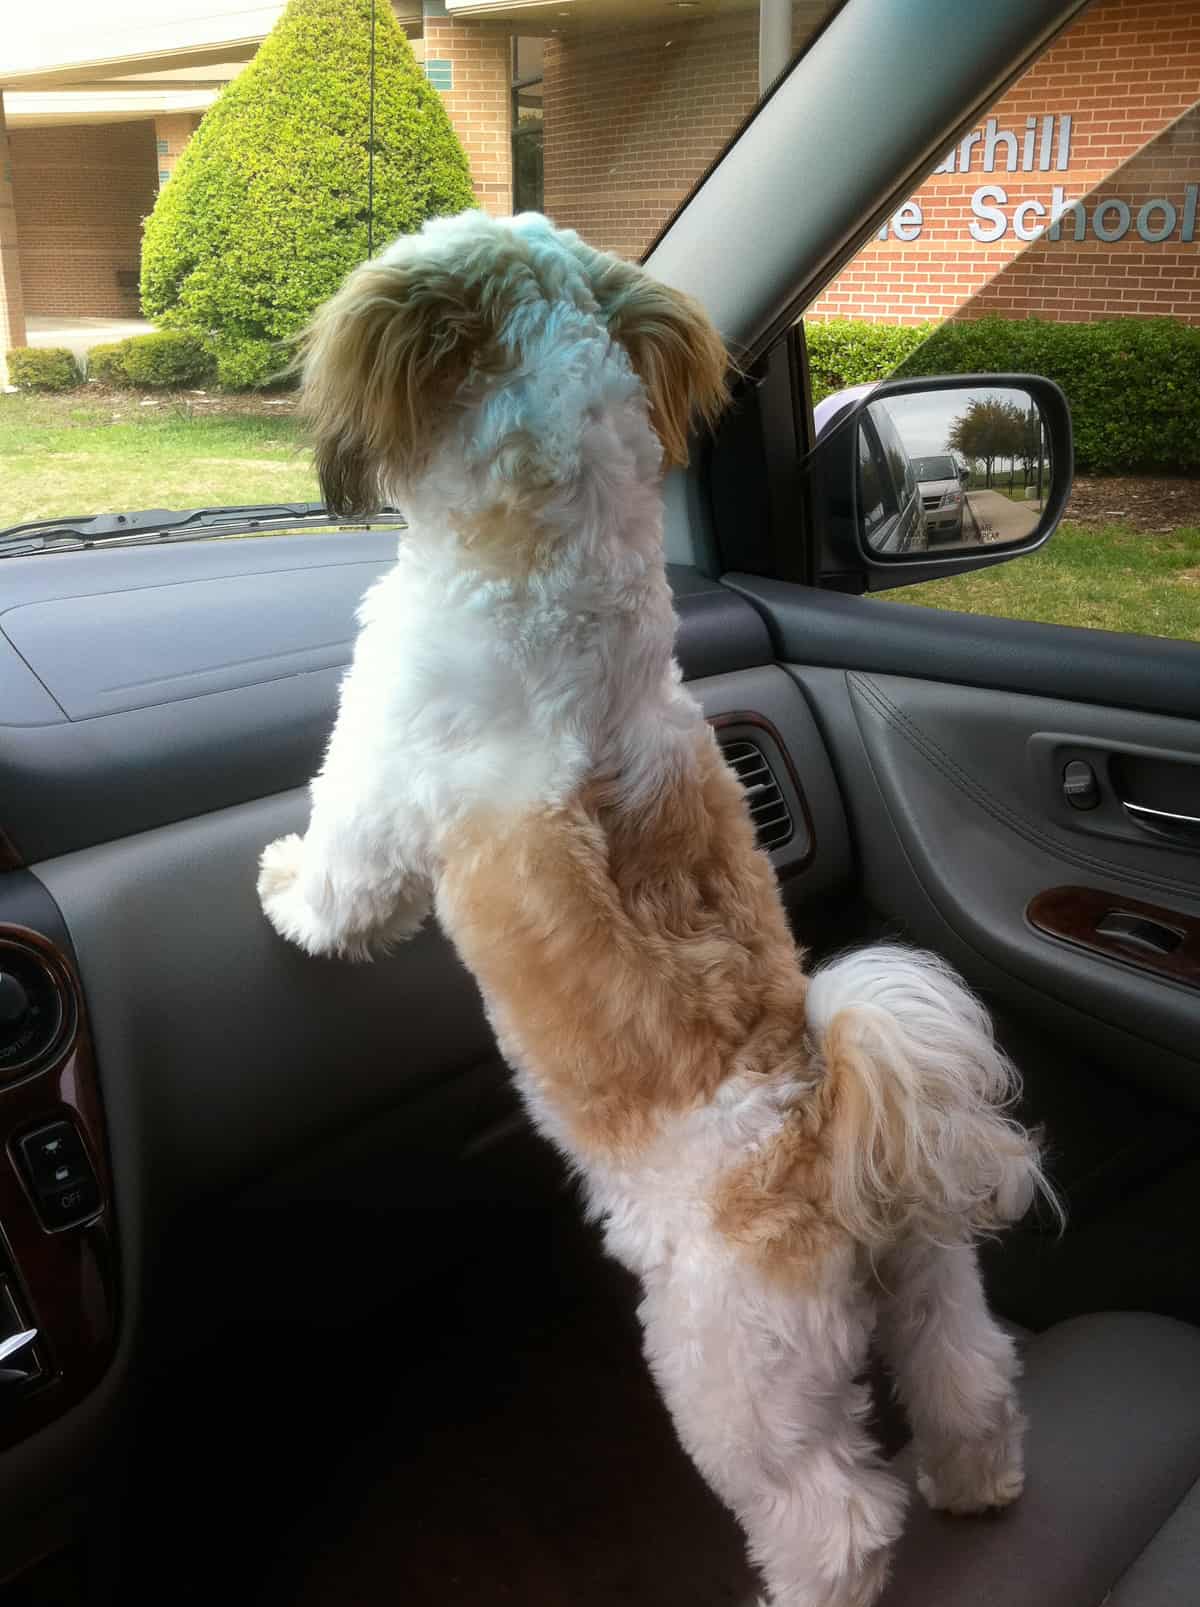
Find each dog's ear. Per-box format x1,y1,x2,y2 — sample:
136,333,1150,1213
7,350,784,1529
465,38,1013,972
595,265,730,468
299,255,498,516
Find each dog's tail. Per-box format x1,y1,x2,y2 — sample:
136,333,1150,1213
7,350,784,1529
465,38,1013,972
806,945,1060,1248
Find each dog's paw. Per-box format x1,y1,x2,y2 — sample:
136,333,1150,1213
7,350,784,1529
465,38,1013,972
916,1411,1026,1515
257,834,336,956
258,833,304,900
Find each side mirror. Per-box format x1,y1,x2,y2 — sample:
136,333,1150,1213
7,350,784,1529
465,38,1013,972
808,372,1073,591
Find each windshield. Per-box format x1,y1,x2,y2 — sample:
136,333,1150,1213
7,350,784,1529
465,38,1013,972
0,0,836,547
912,455,957,481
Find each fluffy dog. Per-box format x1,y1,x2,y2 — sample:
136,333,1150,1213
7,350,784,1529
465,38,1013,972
258,209,1054,1607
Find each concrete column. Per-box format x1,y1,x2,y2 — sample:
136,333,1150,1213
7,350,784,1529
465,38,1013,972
759,0,793,95
0,93,28,386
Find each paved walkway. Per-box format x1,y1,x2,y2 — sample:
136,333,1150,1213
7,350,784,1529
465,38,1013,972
966,489,1043,544
25,315,154,363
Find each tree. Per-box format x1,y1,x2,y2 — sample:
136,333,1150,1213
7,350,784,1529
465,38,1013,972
948,396,1026,487
141,0,476,387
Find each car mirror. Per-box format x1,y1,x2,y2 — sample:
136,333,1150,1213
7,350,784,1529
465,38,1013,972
857,382,1054,557
807,371,1073,591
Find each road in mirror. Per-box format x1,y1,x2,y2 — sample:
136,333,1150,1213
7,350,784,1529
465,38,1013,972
858,385,1050,556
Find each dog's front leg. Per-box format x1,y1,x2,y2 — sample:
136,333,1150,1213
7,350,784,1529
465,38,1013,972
640,1260,905,1607
258,811,431,961
258,671,433,961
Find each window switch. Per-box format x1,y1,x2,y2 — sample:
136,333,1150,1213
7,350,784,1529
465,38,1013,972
16,1120,101,1230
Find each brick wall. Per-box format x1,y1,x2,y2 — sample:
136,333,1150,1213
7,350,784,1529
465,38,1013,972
422,16,511,216
540,2,834,260
154,113,203,190
542,14,756,261
809,0,1200,325
9,121,158,318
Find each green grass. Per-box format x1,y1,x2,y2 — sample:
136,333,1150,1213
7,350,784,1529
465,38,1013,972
886,521,1200,641
0,391,315,525
3,394,1199,644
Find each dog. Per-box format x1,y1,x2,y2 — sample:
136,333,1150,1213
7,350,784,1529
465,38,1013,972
257,209,1055,1607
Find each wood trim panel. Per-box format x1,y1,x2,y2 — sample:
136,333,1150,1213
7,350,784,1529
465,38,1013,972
1027,885,1200,990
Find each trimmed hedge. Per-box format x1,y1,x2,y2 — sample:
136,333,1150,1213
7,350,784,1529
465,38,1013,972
121,330,214,388
805,321,933,405
806,315,1200,476
6,347,81,392
213,337,290,392
87,341,133,386
141,0,476,388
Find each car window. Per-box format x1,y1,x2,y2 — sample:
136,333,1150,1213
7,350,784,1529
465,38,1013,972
858,419,894,543
801,0,1200,643
0,0,840,546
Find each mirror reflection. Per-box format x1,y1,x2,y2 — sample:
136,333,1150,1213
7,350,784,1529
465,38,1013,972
857,385,1050,556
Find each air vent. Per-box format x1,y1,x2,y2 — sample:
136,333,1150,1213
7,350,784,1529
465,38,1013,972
720,737,794,852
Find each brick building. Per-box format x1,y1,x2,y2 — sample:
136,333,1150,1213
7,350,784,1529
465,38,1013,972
809,0,1200,324
1,0,1197,376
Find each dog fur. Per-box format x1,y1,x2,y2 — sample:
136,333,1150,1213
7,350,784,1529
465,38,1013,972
258,209,1056,1607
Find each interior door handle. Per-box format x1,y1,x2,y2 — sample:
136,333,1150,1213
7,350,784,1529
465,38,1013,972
0,1327,38,1366
1122,800,1200,844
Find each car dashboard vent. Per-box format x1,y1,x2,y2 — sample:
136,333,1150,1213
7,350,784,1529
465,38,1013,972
720,737,794,853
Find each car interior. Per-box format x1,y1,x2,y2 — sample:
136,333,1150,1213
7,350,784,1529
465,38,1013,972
2,0,1199,1603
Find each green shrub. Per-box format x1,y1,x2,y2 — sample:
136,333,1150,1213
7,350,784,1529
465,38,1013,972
87,341,133,386
806,314,1200,475
6,347,81,392
121,330,214,389
214,337,292,392
141,0,475,389
805,321,933,404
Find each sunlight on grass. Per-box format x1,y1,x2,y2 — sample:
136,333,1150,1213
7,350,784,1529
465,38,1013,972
881,521,1200,642
4,393,1200,646
0,392,316,524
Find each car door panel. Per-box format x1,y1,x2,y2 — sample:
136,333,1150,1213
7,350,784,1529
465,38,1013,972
725,577,1200,721
788,662,1200,1104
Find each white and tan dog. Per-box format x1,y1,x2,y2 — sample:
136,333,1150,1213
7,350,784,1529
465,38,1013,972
258,210,1054,1607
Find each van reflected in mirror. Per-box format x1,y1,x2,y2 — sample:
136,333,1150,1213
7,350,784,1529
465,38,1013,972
858,384,1051,555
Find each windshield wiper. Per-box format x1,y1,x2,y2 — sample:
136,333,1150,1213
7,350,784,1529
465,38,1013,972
0,502,406,559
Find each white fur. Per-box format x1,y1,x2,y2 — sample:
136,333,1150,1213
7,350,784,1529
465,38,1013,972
258,212,1055,1607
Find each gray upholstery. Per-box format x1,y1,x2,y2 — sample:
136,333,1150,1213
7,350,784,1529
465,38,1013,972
1106,1482,1200,1607
879,1313,1200,1607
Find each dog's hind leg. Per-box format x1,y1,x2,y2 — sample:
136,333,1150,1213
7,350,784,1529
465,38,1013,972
875,1238,1025,1515
638,1255,906,1607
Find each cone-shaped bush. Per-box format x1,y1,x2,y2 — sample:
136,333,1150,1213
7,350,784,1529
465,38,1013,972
141,0,475,386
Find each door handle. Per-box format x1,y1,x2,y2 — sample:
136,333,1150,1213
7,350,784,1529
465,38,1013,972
1122,800,1200,845
0,1327,37,1366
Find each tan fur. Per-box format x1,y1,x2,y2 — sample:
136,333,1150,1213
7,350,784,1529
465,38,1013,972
439,730,807,1159
298,252,518,515
298,220,730,516
585,257,730,468
710,1098,843,1282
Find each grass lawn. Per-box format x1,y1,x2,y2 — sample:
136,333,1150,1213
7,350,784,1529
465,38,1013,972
0,391,315,525
886,520,1200,641
3,393,1199,644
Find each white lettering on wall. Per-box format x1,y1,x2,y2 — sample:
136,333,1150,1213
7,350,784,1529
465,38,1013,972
969,185,1010,242
877,117,1196,251
876,201,924,241
1013,198,1047,241
939,113,1073,175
